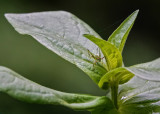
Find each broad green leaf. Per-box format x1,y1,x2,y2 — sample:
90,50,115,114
127,58,160,82
108,10,139,52
5,11,107,84
0,66,110,110
118,76,160,114
98,67,134,90
84,34,122,71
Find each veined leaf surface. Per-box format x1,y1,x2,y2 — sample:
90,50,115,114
84,34,122,71
127,58,160,82
0,66,110,110
5,11,107,84
98,67,134,90
118,76,160,114
108,10,139,52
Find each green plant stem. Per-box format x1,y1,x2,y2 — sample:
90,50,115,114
111,82,118,109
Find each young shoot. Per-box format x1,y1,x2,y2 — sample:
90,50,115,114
1,10,160,114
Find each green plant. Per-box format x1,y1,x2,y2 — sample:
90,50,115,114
0,10,160,114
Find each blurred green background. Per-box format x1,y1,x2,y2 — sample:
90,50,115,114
0,0,160,114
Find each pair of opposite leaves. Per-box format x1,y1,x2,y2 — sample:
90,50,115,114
4,10,139,89
83,10,139,89
83,34,134,90
2,9,160,114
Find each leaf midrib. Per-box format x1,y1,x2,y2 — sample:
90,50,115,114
9,16,107,76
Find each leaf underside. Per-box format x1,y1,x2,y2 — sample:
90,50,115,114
0,66,110,110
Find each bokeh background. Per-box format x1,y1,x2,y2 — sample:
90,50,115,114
0,0,160,114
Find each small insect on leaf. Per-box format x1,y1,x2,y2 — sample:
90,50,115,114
84,34,123,71
87,49,105,66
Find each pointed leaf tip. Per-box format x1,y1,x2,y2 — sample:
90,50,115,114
108,10,139,53
135,9,139,13
4,13,13,19
4,11,107,85
132,9,139,17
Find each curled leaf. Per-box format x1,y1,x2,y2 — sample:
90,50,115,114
98,67,134,90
